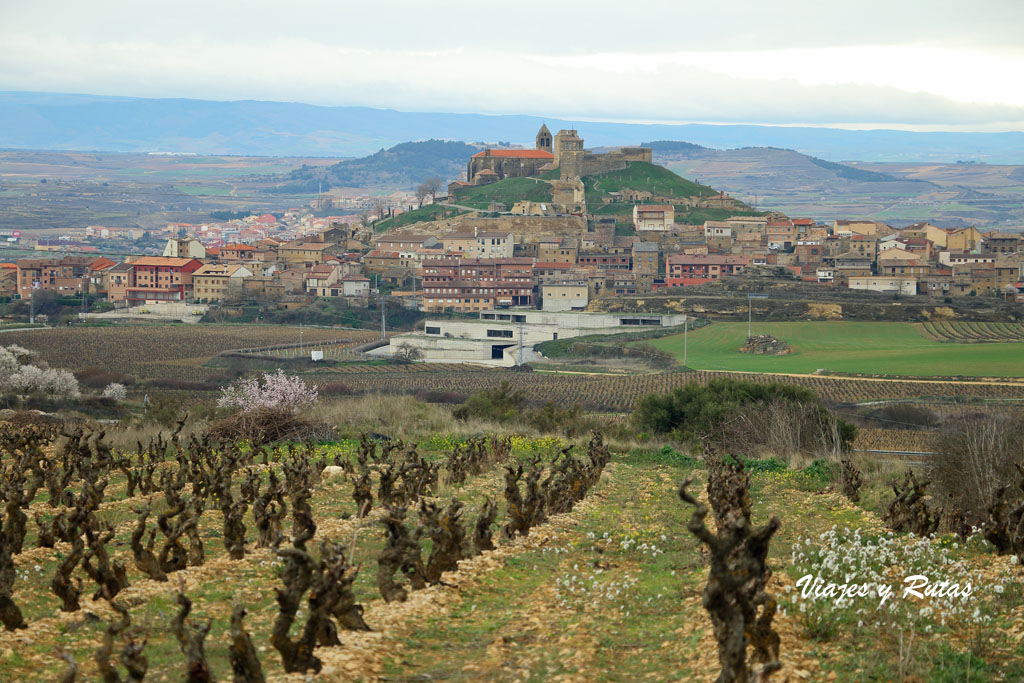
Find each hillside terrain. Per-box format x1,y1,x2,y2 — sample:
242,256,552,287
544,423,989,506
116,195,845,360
0,150,340,232
432,160,760,228
651,143,1024,227
5,91,1024,162
269,139,480,193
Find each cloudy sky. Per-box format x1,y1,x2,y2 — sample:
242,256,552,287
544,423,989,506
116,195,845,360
2,0,1023,130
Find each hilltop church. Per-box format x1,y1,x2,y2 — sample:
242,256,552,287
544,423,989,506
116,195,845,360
464,125,652,186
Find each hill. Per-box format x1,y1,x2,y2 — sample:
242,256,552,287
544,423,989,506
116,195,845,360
267,139,478,192
442,161,759,226
5,91,1024,162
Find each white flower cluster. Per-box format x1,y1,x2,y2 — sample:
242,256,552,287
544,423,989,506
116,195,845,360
788,525,1017,638
555,568,639,612
0,344,80,398
218,369,318,413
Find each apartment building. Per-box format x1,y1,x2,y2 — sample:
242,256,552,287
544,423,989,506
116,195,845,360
16,256,100,298
421,257,534,312
125,256,203,304
664,254,748,286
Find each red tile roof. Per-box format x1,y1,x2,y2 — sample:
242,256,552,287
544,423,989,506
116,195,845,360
471,149,554,159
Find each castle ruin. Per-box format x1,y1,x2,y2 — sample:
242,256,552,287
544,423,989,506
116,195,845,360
465,125,652,185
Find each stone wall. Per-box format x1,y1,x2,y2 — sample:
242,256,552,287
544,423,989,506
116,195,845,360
467,155,550,184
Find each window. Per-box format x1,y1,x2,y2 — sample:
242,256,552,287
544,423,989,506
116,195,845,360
426,326,441,335
486,329,513,338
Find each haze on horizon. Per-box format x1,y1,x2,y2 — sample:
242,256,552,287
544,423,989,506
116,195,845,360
1,0,1023,133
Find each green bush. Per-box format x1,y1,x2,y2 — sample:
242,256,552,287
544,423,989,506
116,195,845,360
633,378,856,457
452,381,526,423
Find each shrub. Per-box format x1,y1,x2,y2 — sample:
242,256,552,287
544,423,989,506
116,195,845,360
320,382,354,397
218,370,318,414
525,401,593,438
452,381,525,422
412,390,465,405
75,367,135,389
932,412,1024,524
867,403,939,429
206,407,332,448
633,378,855,460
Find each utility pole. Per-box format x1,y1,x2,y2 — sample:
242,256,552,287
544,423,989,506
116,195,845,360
29,282,35,324
517,318,524,366
380,293,386,341
299,322,303,356
683,318,688,367
748,293,768,340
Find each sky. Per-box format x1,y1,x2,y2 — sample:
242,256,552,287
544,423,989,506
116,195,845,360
1,0,1023,131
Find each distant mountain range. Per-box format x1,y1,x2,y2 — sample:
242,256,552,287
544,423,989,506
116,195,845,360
3,91,1024,163
650,143,1024,227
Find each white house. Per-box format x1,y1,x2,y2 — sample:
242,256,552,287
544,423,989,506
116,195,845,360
848,276,917,295
633,205,675,232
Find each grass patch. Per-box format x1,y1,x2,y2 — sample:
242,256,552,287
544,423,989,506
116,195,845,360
452,177,553,210
374,204,470,231
647,321,1024,377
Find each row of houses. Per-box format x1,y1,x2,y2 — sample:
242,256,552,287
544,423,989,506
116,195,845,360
12,234,373,305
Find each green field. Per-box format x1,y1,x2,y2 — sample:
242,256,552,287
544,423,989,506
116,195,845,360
648,321,1024,377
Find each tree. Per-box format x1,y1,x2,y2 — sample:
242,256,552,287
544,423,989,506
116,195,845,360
218,370,318,414
423,177,442,203
415,183,429,209
372,198,388,221
102,383,128,402
392,343,422,363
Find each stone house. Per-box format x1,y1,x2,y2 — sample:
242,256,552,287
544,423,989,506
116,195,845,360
193,264,253,302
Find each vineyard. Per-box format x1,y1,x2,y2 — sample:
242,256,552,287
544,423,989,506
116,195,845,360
0,422,1021,680
0,325,376,382
920,320,1024,343
306,368,1024,412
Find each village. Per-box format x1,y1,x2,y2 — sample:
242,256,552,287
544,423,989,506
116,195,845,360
5,129,1022,323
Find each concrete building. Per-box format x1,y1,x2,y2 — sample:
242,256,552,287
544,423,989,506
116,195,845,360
163,238,206,259
383,309,686,366
541,282,589,312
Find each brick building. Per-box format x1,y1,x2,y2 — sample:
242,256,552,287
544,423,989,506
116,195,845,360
16,256,101,298
664,254,748,287
422,257,534,312
125,257,203,304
